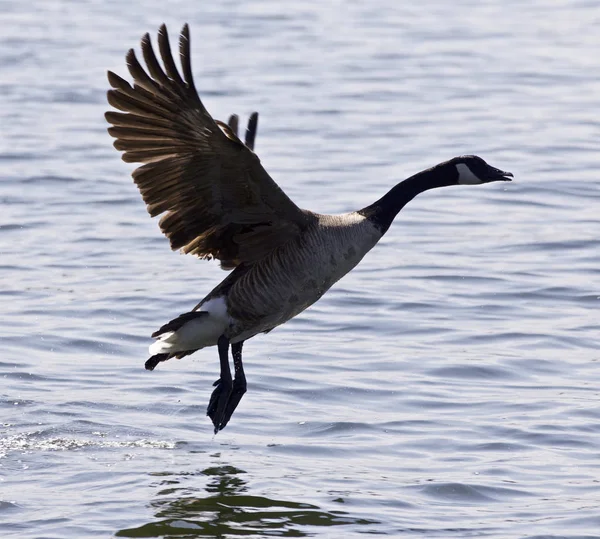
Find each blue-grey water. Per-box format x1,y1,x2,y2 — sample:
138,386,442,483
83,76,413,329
1,1,599,537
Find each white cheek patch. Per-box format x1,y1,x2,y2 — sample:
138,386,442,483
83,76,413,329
456,163,483,185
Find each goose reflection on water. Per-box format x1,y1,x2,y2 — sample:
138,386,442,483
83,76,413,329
115,464,378,537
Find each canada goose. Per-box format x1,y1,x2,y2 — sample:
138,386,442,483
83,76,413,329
106,24,513,434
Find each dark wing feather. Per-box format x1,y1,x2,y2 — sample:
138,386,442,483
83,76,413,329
245,112,258,151
227,114,239,137
106,24,308,269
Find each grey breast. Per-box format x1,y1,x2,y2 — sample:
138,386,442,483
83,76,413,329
225,213,382,336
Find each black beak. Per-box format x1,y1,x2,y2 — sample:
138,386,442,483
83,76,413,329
488,167,513,182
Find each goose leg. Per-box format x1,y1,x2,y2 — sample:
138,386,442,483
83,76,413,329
207,335,233,434
219,341,247,430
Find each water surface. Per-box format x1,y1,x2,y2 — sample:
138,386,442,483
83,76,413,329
1,1,600,537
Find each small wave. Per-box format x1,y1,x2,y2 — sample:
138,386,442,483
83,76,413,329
412,481,533,503
0,432,175,458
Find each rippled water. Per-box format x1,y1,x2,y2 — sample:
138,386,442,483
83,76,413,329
2,1,600,537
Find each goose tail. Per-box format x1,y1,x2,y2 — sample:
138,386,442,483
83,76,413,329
146,301,230,369
145,353,169,371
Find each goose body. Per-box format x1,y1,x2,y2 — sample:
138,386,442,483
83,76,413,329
106,24,512,433
151,211,382,352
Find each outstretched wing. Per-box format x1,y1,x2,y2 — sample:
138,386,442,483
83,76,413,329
106,24,309,269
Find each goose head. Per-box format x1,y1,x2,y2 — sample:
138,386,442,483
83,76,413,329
451,155,513,185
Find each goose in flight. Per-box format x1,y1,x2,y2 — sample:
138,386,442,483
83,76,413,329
105,24,513,434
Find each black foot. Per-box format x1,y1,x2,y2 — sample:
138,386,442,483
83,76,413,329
221,378,247,431
207,377,247,433
207,377,233,434
207,337,246,434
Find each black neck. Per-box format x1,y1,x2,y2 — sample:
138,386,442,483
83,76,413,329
358,162,459,234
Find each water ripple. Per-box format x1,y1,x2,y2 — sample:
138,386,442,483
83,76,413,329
2,1,600,538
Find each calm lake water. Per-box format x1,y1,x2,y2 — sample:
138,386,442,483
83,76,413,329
1,0,600,537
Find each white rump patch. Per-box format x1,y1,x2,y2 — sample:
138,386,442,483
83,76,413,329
201,297,229,321
148,297,230,355
456,163,483,185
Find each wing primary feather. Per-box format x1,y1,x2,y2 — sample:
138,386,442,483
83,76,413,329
107,70,133,92
140,33,176,92
107,72,179,114
121,148,178,163
228,114,239,136
108,126,193,143
107,89,172,120
126,49,161,94
157,24,186,87
245,112,258,150
179,23,199,99
114,138,187,151
105,110,172,130
130,83,181,113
